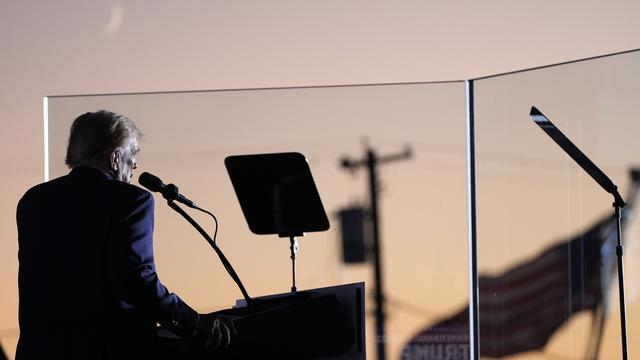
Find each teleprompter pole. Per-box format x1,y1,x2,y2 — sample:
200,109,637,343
290,236,299,292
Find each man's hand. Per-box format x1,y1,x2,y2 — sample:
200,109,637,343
196,313,236,352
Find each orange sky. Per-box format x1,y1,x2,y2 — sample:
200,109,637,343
1,1,640,359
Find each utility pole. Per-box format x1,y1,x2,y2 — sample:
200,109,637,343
341,145,411,360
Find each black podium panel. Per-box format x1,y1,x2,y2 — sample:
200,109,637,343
158,282,365,360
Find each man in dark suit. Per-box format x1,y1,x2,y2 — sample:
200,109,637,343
16,110,230,359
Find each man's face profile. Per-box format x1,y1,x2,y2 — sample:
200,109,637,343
113,137,139,183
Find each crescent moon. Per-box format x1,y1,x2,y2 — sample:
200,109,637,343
104,2,124,37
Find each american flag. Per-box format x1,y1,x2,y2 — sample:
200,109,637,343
402,208,627,360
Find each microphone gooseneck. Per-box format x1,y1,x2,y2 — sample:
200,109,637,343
137,171,253,307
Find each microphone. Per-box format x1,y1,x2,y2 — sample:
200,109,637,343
139,172,197,208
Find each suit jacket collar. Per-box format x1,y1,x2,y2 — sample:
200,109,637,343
69,166,113,181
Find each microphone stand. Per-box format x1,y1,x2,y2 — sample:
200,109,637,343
530,106,628,359
613,199,629,360
166,199,253,308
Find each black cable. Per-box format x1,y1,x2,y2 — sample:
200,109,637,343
193,205,219,245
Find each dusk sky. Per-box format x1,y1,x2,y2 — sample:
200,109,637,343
2,1,640,359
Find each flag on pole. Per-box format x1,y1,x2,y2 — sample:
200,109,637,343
401,209,625,359
402,170,640,360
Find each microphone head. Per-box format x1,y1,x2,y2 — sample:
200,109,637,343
138,172,164,192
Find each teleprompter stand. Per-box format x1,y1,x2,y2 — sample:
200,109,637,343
225,152,330,293
530,106,629,360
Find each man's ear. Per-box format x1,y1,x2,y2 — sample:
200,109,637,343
110,149,121,171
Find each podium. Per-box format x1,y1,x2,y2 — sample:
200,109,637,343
158,282,365,360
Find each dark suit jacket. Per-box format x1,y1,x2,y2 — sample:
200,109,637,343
16,166,199,360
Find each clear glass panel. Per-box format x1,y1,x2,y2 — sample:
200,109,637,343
47,82,468,359
474,51,640,359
